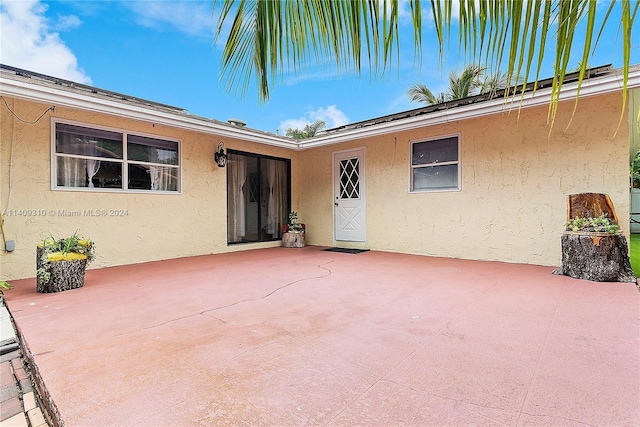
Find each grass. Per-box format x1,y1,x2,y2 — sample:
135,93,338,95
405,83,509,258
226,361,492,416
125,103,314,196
630,234,640,277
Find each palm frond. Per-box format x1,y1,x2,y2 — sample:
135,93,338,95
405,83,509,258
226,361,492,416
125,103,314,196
408,83,445,105
214,0,411,103
214,0,637,123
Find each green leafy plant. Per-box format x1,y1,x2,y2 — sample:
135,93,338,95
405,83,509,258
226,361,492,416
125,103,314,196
0,281,11,296
36,231,95,287
284,211,304,233
566,214,619,234
285,120,326,139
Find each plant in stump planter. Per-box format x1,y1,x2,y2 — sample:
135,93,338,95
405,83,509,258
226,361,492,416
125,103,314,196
36,232,95,293
553,193,635,282
282,211,306,248
565,214,619,234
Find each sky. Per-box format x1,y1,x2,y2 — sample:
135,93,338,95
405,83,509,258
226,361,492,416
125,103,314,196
0,0,638,134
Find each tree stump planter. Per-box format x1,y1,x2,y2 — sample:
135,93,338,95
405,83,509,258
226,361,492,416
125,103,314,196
552,232,636,282
36,246,88,293
282,232,305,248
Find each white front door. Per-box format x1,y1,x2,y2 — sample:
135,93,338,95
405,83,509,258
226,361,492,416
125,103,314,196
334,148,366,242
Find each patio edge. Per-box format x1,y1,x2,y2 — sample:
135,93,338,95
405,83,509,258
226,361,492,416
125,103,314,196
5,302,61,427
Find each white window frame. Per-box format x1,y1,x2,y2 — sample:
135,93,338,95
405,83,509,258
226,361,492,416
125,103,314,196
51,118,182,194
409,134,461,193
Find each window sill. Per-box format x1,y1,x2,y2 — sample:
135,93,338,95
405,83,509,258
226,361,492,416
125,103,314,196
409,187,461,194
51,186,182,195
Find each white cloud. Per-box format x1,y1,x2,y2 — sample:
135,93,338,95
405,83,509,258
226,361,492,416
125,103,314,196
53,14,81,31
124,1,215,38
311,105,350,127
397,0,416,22
279,118,311,133
421,0,462,28
279,105,350,132
0,0,90,83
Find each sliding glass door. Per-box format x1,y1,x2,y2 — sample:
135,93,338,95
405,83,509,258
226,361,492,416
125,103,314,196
227,151,290,244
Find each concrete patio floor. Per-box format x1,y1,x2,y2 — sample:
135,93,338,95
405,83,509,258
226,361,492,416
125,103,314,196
4,246,640,426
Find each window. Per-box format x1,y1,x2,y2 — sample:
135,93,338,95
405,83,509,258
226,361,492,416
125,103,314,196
227,151,290,244
411,136,459,192
53,121,180,192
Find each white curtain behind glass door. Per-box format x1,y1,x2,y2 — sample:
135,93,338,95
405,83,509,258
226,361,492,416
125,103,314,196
228,155,247,242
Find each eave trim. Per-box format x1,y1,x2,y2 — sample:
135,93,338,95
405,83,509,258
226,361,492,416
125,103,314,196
2,66,638,151
0,77,300,149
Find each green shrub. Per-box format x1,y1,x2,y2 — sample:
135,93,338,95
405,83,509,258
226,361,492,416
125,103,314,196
566,214,618,234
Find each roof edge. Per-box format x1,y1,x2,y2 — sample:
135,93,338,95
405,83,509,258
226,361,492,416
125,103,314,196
1,65,638,151
299,66,640,149
0,68,299,150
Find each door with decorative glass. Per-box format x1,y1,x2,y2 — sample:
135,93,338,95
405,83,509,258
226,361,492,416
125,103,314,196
333,148,366,241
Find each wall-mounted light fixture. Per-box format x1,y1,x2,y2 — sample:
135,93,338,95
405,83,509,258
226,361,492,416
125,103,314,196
215,142,227,167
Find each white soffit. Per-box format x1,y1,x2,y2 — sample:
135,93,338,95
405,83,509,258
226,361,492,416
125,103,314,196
0,75,298,149
299,67,640,149
2,66,639,151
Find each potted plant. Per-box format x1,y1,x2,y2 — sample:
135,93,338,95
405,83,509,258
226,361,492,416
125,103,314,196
282,211,306,248
565,214,619,234
554,193,634,282
36,231,95,293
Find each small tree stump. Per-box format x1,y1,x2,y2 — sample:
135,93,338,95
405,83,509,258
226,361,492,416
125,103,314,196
282,232,305,248
552,232,636,282
36,247,87,293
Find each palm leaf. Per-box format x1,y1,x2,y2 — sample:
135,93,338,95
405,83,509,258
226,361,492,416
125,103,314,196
214,0,637,125
408,83,442,105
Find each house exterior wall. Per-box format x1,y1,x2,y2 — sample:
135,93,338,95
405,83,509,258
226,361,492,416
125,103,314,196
298,92,630,266
0,91,631,279
0,97,300,279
